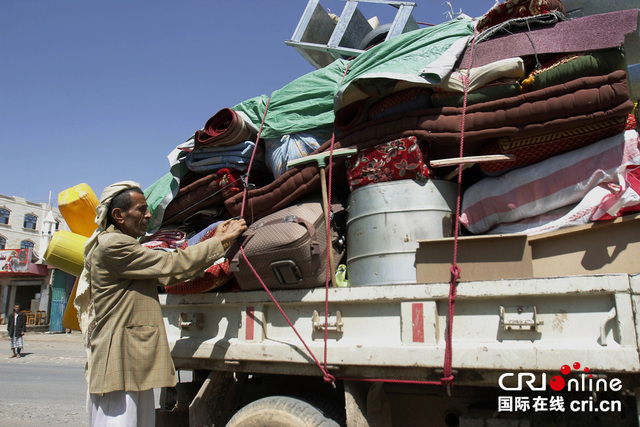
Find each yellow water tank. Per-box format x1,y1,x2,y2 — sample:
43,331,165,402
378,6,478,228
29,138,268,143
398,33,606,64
62,277,81,332
43,230,87,277
58,183,98,237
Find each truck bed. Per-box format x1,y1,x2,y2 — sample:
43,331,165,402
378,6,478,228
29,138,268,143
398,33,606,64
161,273,640,385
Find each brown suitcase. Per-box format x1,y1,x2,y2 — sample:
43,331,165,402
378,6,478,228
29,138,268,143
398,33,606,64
227,199,344,291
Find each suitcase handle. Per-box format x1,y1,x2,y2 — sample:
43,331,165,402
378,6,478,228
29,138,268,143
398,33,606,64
270,260,303,285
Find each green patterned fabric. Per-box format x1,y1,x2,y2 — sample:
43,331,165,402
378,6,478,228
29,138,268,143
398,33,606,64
522,48,627,92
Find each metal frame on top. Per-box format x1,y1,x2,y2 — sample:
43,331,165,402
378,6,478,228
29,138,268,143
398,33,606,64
285,0,418,69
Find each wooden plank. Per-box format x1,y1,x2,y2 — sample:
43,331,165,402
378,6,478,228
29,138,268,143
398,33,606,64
430,154,515,168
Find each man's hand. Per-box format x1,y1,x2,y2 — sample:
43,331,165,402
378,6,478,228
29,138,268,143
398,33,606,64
215,218,248,245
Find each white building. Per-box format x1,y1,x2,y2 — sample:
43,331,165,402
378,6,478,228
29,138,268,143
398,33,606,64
0,193,70,327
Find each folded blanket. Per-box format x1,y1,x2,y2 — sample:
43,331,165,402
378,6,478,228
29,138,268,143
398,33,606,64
521,48,626,93
368,88,432,120
185,141,267,173
488,164,640,234
163,174,223,226
194,108,256,148
428,57,525,109
163,169,244,226
462,9,639,68
225,71,632,221
337,70,633,160
430,78,522,108
479,115,629,175
460,130,640,234
225,164,335,223
436,57,525,93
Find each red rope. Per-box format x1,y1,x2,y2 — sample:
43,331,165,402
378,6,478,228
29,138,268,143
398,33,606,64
234,21,481,387
440,23,478,389
240,245,336,382
322,62,351,374
335,24,479,390
238,96,335,383
240,97,270,219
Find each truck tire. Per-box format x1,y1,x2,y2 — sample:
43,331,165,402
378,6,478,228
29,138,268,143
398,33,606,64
226,396,340,427
357,23,391,50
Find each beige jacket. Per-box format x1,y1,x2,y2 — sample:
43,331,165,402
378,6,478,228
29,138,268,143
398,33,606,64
88,225,224,394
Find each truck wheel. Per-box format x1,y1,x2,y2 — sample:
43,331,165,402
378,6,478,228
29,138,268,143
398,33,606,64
226,396,340,427
358,23,391,50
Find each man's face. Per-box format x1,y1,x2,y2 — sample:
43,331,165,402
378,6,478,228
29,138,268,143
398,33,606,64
13,305,19,313
116,192,151,238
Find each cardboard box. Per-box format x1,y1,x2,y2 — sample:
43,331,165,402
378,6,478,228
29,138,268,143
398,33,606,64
416,213,640,283
416,233,532,283
529,213,640,277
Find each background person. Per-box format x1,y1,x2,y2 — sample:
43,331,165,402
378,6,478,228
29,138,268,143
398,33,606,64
73,181,247,427
7,304,26,358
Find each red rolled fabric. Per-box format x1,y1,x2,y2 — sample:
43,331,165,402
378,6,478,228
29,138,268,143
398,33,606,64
194,108,255,148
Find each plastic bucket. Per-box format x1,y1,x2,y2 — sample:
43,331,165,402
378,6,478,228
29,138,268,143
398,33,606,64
58,183,99,237
43,230,87,277
346,179,457,286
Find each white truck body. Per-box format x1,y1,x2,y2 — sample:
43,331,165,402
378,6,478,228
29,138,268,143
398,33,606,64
159,272,640,426
162,275,640,378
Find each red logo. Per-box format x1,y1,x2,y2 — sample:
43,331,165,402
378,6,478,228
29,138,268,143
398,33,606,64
549,362,591,391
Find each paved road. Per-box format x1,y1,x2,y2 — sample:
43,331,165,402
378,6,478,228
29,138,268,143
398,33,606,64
0,332,88,426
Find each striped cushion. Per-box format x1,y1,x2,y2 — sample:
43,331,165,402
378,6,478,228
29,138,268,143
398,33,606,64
461,130,640,234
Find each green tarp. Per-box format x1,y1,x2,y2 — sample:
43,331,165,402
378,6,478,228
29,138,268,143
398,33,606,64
145,16,476,230
145,148,189,233
234,16,475,139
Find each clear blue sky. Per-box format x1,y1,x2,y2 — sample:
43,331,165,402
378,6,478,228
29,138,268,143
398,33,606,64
1,0,497,205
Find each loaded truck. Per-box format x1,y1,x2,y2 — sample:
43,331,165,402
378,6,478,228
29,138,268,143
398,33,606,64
153,1,640,425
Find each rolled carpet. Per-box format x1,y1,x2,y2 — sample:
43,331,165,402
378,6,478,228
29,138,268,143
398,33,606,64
195,108,256,148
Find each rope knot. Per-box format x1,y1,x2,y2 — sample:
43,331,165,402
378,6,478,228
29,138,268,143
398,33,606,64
323,373,337,389
450,264,461,282
441,375,455,384
441,375,455,397
239,174,254,189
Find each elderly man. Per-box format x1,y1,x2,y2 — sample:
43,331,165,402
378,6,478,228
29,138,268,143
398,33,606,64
75,181,246,427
